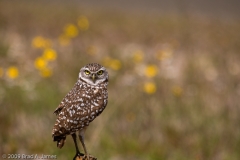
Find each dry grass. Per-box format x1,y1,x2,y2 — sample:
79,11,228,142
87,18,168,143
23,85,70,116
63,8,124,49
0,1,240,160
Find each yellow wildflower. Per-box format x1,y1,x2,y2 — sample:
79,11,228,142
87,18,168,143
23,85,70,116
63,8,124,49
144,82,156,94
32,36,51,48
40,68,52,78
78,16,89,31
87,46,97,56
145,65,158,78
34,57,47,70
103,57,121,71
172,86,183,97
64,24,79,38
156,48,173,61
0,68,4,77
58,34,70,46
7,66,19,79
133,50,144,63
110,59,121,70
43,48,57,61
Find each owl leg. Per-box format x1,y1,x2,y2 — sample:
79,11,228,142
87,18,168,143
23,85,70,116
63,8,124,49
79,130,89,160
72,133,84,160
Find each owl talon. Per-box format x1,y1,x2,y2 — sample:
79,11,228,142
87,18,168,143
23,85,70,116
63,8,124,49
73,152,84,160
86,154,90,160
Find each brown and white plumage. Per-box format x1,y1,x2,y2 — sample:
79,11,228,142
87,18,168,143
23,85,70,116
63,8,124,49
52,63,108,160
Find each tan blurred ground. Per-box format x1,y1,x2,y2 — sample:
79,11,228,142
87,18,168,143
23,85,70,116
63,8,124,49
0,1,240,160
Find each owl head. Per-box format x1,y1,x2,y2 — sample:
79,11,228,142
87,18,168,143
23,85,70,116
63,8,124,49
79,63,109,86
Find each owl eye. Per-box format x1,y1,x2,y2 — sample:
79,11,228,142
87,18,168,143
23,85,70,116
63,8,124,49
84,70,90,75
97,70,103,75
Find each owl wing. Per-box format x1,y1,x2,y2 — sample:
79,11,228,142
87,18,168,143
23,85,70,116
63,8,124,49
53,84,78,115
53,89,90,135
53,103,64,115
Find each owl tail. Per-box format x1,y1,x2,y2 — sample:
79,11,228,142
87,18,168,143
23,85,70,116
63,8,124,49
53,135,66,149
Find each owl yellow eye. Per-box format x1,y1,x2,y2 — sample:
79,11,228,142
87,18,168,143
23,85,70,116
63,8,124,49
84,70,90,75
97,70,103,75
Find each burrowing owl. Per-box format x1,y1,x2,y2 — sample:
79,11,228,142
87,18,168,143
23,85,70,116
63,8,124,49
52,63,108,160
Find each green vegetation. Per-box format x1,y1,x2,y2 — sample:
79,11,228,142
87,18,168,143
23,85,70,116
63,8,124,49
0,1,240,160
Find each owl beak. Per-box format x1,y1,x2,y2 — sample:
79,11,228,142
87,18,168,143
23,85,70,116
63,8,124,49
92,74,96,82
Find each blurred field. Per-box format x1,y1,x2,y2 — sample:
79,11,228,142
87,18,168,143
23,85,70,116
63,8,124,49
0,1,240,160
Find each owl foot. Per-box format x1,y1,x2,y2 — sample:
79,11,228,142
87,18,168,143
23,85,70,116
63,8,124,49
73,153,97,160
73,152,84,160
82,154,97,160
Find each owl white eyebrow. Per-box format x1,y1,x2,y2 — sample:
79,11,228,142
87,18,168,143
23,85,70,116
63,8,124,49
101,67,106,69
98,67,105,71
91,69,105,74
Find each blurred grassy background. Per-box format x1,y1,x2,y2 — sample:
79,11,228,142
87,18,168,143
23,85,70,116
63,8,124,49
0,0,240,160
